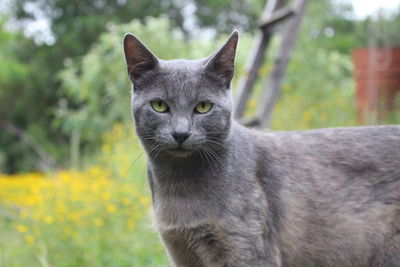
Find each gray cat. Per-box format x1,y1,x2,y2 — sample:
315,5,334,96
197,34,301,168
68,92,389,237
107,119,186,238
123,31,400,267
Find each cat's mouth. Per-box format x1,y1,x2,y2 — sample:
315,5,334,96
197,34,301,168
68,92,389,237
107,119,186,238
166,147,194,157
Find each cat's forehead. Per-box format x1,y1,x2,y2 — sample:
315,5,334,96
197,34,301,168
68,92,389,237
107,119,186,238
157,59,204,88
138,58,219,99
159,58,207,72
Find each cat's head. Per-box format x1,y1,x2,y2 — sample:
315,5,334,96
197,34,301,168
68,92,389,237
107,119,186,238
123,32,238,158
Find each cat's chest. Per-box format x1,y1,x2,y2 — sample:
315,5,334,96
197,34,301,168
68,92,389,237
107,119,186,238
153,190,223,231
154,193,267,250
149,165,269,237
152,182,269,235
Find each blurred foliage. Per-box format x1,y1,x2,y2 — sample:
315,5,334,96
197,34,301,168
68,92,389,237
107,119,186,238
194,0,263,33
0,19,29,170
273,48,356,130
271,0,358,129
0,19,66,173
298,0,359,53
355,6,400,47
11,0,263,43
12,0,170,55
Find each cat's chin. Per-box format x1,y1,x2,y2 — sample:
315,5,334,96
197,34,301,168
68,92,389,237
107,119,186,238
165,148,195,158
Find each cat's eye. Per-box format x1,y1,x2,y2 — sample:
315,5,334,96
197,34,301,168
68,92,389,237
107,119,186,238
194,101,213,114
151,100,169,113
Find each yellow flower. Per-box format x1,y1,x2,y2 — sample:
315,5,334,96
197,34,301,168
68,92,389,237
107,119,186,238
102,144,111,153
25,235,35,244
139,197,150,208
303,111,312,122
17,224,28,233
122,197,131,205
127,220,135,230
102,192,111,201
106,204,117,213
44,215,54,224
93,218,104,227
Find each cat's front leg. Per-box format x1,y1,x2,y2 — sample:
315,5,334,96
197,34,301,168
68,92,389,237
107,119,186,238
210,224,281,267
370,233,400,266
161,225,281,267
211,238,281,267
161,231,206,267
197,243,281,267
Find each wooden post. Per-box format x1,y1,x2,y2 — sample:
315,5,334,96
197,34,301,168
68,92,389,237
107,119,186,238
233,0,283,119
256,0,308,128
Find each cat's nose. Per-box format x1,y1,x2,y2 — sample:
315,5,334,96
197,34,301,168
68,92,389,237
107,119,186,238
171,131,191,145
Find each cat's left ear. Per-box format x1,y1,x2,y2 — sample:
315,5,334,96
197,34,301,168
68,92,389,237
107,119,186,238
204,30,239,88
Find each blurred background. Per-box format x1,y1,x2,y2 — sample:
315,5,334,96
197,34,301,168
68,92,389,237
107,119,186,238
0,0,399,266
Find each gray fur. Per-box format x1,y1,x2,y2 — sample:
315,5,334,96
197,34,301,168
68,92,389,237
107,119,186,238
123,32,400,267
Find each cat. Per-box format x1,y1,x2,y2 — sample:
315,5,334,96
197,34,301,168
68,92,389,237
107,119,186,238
123,31,400,267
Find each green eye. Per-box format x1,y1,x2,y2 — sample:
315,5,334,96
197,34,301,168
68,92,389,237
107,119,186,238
151,100,169,113
195,101,213,114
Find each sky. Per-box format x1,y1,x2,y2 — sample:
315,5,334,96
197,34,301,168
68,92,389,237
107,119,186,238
350,0,399,17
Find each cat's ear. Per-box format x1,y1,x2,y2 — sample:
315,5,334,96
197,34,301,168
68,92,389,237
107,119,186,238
123,33,158,80
204,31,239,88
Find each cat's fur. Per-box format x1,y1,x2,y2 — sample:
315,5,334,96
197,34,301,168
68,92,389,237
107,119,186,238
123,31,400,267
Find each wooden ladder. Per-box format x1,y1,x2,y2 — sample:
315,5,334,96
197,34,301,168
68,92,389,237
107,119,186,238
234,0,308,128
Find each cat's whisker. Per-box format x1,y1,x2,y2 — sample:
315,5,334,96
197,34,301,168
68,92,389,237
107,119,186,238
199,146,216,172
151,147,163,161
197,148,206,166
201,145,221,171
204,130,230,134
204,139,225,148
196,138,224,147
124,151,146,176
203,145,224,167
140,137,156,142
147,144,161,158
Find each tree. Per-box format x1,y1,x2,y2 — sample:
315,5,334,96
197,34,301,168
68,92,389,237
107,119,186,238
0,19,59,172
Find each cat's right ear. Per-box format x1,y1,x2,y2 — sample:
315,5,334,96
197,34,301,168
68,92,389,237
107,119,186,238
123,33,158,81
204,31,238,88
